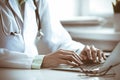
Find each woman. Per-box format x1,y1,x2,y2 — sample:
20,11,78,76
0,0,105,69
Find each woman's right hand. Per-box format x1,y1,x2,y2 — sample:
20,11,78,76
41,49,83,68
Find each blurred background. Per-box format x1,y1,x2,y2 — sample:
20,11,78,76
48,0,114,19
38,0,120,53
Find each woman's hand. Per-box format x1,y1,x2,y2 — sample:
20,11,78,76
41,49,83,68
80,45,106,64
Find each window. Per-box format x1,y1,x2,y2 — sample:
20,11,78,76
48,0,115,20
89,0,114,16
48,0,80,20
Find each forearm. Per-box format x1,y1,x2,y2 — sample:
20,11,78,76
38,0,85,54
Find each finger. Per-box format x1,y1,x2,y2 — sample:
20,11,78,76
59,50,83,64
60,54,82,65
97,49,102,62
70,52,83,64
59,49,74,55
102,52,107,60
80,49,87,61
69,51,83,64
60,60,79,67
85,45,92,60
91,45,97,62
80,53,87,61
73,53,83,65
80,46,90,60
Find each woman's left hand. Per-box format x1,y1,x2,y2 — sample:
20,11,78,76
80,45,106,64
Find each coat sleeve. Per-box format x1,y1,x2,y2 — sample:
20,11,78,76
37,0,85,54
0,48,35,69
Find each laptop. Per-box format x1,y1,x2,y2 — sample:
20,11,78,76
98,42,120,73
52,42,120,72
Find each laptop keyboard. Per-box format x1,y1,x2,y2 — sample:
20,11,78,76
52,63,103,72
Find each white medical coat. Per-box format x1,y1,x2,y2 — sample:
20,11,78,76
0,0,84,69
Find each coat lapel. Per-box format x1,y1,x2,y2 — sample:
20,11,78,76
8,0,23,22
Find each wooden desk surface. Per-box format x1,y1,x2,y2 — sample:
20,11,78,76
0,68,116,80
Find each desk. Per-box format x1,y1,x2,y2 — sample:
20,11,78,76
0,68,115,80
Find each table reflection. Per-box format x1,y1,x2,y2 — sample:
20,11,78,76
0,68,115,80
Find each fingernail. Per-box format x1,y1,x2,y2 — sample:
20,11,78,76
90,57,93,60
79,62,83,65
93,60,97,63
